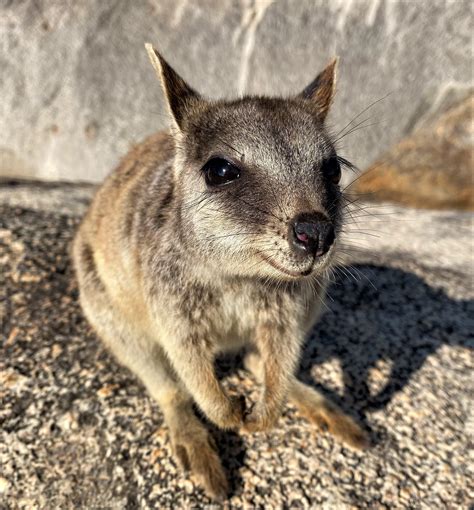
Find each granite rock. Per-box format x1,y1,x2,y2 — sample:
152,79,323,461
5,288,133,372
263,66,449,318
352,94,474,210
1,182,473,508
1,0,472,183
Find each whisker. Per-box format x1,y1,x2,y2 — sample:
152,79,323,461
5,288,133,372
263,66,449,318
334,120,385,144
333,91,393,140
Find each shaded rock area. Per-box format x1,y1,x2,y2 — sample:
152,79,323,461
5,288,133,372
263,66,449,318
1,0,472,183
1,182,473,509
353,95,474,211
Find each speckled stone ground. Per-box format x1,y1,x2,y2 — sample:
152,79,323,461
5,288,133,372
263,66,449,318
1,182,473,509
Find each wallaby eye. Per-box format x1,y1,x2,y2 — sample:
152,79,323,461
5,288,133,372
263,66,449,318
203,158,241,187
321,156,341,184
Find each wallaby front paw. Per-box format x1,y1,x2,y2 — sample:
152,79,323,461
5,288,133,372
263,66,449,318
208,394,246,430
242,402,279,433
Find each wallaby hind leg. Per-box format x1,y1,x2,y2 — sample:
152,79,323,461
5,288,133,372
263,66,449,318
165,396,228,501
80,293,228,500
244,349,368,449
110,339,228,500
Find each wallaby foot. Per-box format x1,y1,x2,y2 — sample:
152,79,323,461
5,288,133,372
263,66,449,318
164,400,228,501
290,379,369,449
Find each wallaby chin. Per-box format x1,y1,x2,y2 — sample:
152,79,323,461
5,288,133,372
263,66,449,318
72,43,366,501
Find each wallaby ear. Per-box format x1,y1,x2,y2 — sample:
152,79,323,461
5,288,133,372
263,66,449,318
145,43,200,130
299,57,338,121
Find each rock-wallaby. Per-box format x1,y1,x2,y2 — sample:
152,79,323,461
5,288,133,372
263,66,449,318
73,43,368,500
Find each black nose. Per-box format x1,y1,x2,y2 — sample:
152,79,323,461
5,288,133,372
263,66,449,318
290,212,335,257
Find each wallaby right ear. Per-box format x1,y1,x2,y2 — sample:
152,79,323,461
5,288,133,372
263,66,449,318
299,57,338,122
145,43,201,130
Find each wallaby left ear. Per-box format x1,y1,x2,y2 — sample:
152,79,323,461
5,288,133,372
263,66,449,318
299,57,338,121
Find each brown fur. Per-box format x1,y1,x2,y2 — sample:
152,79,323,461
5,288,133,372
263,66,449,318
73,44,368,500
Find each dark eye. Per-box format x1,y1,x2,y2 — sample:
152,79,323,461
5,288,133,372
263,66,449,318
321,157,341,184
202,157,241,187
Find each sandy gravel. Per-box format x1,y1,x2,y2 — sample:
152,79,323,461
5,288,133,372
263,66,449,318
1,183,473,509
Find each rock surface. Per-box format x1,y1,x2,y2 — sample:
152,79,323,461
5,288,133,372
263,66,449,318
1,0,472,183
353,95,474,210
1,182,473,508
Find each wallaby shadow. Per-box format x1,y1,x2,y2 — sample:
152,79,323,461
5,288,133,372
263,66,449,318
297,263,473,432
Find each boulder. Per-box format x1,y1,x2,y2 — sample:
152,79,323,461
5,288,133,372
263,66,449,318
352,95,474,210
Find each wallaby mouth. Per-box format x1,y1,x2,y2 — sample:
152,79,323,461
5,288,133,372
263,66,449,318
257,251,316,279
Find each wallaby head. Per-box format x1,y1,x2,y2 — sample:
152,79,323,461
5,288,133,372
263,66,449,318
146,43,345,282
